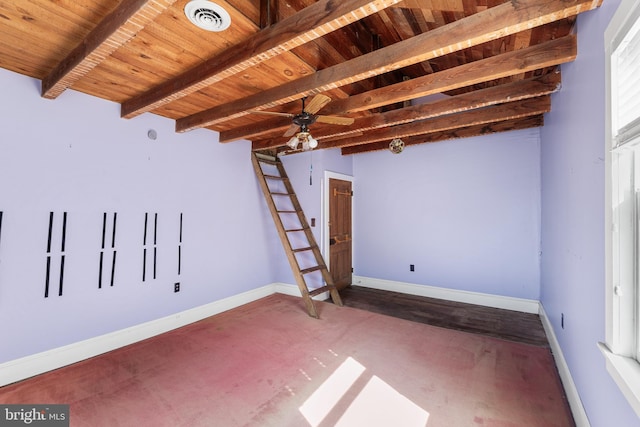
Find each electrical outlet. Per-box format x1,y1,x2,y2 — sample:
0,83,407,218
410,264,415,272
174,282,180,293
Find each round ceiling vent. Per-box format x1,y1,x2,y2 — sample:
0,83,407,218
184,0,231,32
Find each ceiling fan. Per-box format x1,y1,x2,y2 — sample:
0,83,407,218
250,95,354,151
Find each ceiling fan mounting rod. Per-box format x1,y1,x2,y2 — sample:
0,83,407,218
292,97,317,127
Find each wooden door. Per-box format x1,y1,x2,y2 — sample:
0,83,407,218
329,178,352,290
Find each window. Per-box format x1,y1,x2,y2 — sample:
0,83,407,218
604,0,640,416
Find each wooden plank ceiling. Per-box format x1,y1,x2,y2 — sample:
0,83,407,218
0,0,604,155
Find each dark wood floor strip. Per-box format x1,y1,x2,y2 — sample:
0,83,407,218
338,285,549,347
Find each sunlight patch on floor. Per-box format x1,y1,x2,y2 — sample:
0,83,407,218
299,356,429,427
299,357,366,427
335,375,429,426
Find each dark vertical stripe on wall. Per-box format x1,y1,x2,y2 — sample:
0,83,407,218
98,252,104,289
60,212,67,252
46,212,54,253
44,257,51,298
142,213,148,282
143,213,148,245
142,212,159,282
142,248,147,282
44,212,68,297
101,212,107,249
110,251,117,287
44,212,54,298
110,213,117,286
178,213,183,275
58,255,65,296
111,213,117,248
58,212,67,296
99,213,106,288
152,213,158,279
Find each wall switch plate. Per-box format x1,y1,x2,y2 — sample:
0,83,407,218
410,264,415,272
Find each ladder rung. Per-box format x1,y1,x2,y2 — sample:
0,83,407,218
300,265,322,275
277,210,298,214
271,192,292,196
293,245,316,253
255,153,278,163
264,174,287,180
285,227,308,232
309,285,331,297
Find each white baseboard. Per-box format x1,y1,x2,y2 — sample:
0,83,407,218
0,284,278,387
273,282,300,297
352,276,540,314
539,305,590,427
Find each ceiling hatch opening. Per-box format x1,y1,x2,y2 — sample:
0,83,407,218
184,0,231,32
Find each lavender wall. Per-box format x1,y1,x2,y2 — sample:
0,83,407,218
539,0,639,424
0,69,278,363
352,131,541,300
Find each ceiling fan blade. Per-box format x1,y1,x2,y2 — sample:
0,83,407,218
283,124,300,137
249,110,294,118
315,115,355,126
304,94,331,114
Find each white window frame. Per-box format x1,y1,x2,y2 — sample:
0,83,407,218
603,0,640,417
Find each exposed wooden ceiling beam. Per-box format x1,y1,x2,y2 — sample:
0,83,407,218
222,34,574,143
41,0,177,99
176,0,600,133
251,74,559,150
321,72,559,138
319,95,552,149
322,34,576,115
396,0,429,9
120,0,404,119
221,117,293,144
340,115,545,155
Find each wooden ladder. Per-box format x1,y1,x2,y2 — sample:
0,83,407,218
252,151,343,318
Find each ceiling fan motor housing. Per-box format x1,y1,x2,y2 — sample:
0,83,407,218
292,112,317,127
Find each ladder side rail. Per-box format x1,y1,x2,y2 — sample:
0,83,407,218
251,154,305,274
276,162,343,307
252,153,319,317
